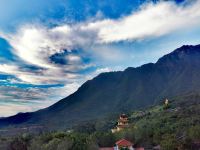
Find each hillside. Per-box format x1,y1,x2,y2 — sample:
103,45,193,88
1,93,200,150
0,44,200,129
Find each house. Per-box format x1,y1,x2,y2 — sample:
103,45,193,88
114,139,134,150
100,139,144,150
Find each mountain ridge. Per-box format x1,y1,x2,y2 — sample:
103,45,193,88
0,44,200,129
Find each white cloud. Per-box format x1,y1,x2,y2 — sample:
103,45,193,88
86,0,200,43
1,25,73,69
0,23,95,85
1,0,200,68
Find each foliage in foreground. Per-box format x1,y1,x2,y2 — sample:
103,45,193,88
1,94,200,150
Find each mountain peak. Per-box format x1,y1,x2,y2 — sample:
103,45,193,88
173,44,200,54
157,44,200,65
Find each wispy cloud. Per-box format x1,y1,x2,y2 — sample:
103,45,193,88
0,83,81,117
0,64,81,84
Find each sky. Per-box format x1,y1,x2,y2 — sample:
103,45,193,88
0,0,200,117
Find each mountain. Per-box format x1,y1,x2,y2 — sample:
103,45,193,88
0,44,200,129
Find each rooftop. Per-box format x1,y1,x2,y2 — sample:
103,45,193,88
116,139,133,147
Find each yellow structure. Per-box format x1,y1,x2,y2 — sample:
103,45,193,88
165,99,169,105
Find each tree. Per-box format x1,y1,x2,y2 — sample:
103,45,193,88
92,132,115,147
8,137,28,150
188,125,200,140
160,134,178,150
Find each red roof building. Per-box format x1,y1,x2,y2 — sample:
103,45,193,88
116,139,133,147
99,139,144,150
115,139,134,150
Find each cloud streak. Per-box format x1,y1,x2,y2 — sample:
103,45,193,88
0,83,81,117
84,0,200,43
0,64,81,84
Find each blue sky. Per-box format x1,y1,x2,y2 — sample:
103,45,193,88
0,0,200,116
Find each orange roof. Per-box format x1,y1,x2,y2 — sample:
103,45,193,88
116,139,133,147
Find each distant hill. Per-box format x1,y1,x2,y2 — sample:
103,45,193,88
0,44,200,129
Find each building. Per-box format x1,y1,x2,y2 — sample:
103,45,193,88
100,139,144,150
165,99,169,106
112,114,129,133
114,139,134,150
163,98,170,109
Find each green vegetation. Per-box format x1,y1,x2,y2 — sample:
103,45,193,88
1,94,200,150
